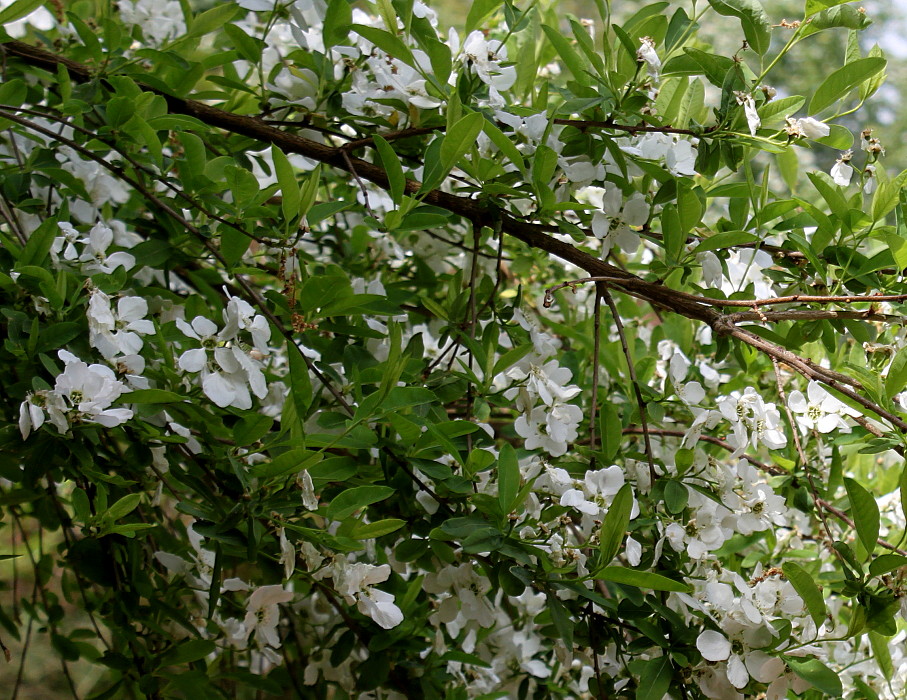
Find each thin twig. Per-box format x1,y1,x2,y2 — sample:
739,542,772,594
771,356,840,555
589,283,604,462
601,289,656,482
620,427,785,476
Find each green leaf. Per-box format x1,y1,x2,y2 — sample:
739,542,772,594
256,449,323,479
461,526,504,554
232,414,273,447
327,485,395,521
186,3,241,39
900,462,907,523
439,112,484,180
844,477,880,554
661,204,684,265
782,562,826,628
637,656,673,700
785,656,843,696
868,553,907,578
351,25,415,67
599,484,633,564
599,403,622,462
465,0,502,33
547,593,573,648
809,57,887,115
322,0,352,48
350,519,406,539
706,0,771,55
118,389,185,404
597,566,690,592
869,630,893,679
542,24,590,85
18,219,57,267
805,0,850,15
272,145,301,223
757,95,805,127
497,443,520,514
663,480,688,515
223,23,265,63
103,493,142,522
803,5,871,37
871,168,907,222
885,345,907,398
0,0,44,26
373,135,406,207
692,230,759,253
482,119,527,176
160,639,217,666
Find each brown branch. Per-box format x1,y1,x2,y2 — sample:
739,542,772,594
341,125,443,151
4,39,906,433
553,117,717,136
816,498,907,557
726,310,904,324
621,428,907,556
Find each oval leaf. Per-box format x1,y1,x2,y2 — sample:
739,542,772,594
809,57,886,115
782,561,826,629
598,566,690,592
327,485,395,521
844,477,880,554
785,656,843,696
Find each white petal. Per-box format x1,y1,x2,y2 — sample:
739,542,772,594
727,654,749,689
202,372,236,408
191,316,219,337
117,296,148,321
622,196,650,226
178,348,207,373
697,630,731,661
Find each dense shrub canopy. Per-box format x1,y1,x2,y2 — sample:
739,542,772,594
1,0,906,698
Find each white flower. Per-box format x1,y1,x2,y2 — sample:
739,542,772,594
505,358,580,407
788,380,860,433
333,562,404,629
19,390,68,438
119,0,186,45
88,290,154,359
514,403,581,457
734,92,760,136
51,222,85,263
863,164,877,194
736,483,787,535
637,37,660,80
830,150,854,186
177,316,267,409
52,350,133,429
221,295,271,355
666,139,697,177
278,529,295,580
784,116,830,139
717,387,787,454
78,222,136,274
356,587,405,629
236,0,277,10
242,585,294,649
459,31,517,92
298,469,319,510
591,190,648,254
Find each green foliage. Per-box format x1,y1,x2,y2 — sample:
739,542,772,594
1,0,907,698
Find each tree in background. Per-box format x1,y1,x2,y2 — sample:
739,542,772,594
1,0,906,698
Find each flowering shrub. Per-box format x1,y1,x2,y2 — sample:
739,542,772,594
1,0,906,698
